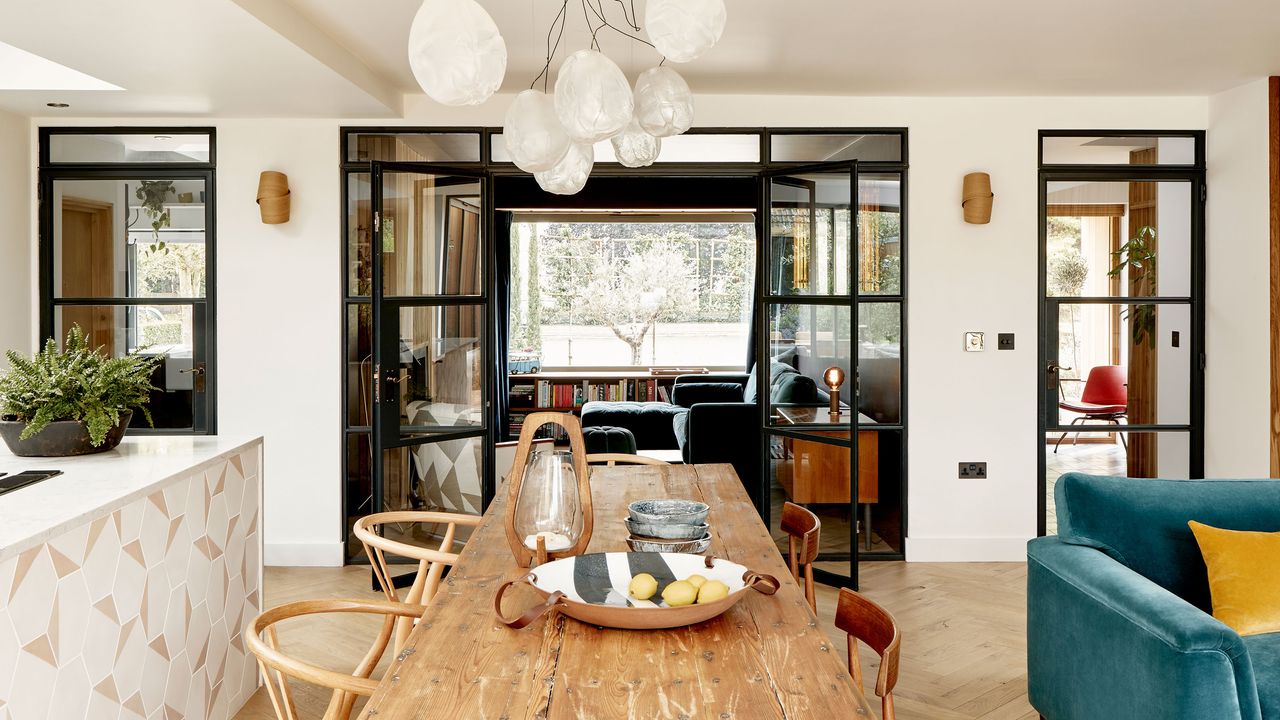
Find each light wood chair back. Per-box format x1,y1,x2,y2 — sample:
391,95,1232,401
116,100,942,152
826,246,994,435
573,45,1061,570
835,587,902,720
245,598,429,720
585,453,669,467
353,510,484,652
780,501,820,611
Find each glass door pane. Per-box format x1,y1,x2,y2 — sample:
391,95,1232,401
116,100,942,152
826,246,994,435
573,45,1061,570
1047,301,1193,429
371,163,489,527
49,175,212,431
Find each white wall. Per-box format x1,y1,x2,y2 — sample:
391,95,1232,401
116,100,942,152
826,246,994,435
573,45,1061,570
213,121,343,565
0,109,31,365
1206,79,1272,478
40,88,1279,564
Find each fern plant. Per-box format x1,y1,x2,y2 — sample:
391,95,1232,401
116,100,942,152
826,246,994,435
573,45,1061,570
0,325,163,446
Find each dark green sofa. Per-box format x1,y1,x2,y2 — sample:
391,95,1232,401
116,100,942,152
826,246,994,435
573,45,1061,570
1028,473,1280,720
580,360,824,507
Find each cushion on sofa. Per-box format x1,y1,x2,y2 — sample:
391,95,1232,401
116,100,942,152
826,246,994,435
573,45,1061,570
771,370,821,404
1244,633,1280,720
1189,521,1280,637
581,425,638,455
1056,473,1280,612
671,382,745,408
580,401,683,450
744,360,824,404
672,408,690,454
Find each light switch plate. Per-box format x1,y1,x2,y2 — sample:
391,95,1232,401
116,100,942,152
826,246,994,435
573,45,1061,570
965,332,985,352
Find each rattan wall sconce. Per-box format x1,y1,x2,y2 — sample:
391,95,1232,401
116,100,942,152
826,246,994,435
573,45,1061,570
256,171,291,224
962,172,993,224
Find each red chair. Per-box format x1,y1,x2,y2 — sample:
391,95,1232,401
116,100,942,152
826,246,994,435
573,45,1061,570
1054,365,1128,452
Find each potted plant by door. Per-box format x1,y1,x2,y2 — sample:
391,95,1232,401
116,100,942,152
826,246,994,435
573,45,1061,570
0,325,164,457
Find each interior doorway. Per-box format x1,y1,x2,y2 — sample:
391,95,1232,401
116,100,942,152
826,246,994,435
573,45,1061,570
1037,132,1206,535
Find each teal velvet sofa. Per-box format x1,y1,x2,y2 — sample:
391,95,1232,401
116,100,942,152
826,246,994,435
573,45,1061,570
1028,473,1280,720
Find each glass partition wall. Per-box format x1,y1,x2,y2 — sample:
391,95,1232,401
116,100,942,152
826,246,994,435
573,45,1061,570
342,128,907,571
39,129,216,433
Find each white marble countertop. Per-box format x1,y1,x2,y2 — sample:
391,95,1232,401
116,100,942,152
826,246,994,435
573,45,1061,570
0,435,263,561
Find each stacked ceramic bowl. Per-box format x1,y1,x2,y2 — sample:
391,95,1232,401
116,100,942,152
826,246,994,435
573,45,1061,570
625,499,712,554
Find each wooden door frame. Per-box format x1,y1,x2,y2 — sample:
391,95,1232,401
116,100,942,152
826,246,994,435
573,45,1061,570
1270,78,1280,476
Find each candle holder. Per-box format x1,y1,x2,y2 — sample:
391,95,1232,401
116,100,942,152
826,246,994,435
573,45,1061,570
504,412,594,568
823,366,846,421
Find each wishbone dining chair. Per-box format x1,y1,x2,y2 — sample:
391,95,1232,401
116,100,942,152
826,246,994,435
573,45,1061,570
245,597,429,720
353,510,483,652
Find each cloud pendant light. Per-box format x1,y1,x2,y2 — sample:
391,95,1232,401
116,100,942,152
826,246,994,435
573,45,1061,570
634,66,694,138
554,50,634,143
408,0,507,106
504,90,571,173
535,142,595,195
611,117,662,168
645,0,727,63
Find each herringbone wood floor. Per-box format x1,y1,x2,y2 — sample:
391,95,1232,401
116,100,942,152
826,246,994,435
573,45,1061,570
235,562,1033,719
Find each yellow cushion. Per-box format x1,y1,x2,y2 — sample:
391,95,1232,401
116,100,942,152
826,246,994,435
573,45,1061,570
1188,520,1280,637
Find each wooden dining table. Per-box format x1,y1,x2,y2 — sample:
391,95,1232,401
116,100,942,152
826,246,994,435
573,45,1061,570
357,463,875,719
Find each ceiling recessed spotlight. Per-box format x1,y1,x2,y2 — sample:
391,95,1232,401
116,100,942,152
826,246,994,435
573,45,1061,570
153,135,172,140
46,102,69,108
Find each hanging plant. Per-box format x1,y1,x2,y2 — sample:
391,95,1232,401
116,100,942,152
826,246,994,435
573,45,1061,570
136,180,175,254
1108,225,1158,349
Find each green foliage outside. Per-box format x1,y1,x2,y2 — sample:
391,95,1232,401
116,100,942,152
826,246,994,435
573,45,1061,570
141,321,184,347
512,222,756,362
0,325,162,445
137,242,206,297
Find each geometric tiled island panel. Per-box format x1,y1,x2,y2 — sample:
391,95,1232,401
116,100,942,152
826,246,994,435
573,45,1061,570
0,447,261,720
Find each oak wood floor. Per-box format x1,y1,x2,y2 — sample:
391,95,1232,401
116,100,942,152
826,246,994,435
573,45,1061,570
235,562,1034,720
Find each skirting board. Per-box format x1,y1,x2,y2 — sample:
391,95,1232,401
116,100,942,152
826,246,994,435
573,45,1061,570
906,536,1032,562
265,541,345,567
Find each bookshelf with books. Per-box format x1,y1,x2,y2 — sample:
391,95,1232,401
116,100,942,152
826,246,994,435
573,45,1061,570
506,370,695,439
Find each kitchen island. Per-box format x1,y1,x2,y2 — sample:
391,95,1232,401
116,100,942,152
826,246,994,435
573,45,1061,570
0,435,263,720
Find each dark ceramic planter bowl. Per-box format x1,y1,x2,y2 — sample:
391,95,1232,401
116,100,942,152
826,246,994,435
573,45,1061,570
0,410,132,457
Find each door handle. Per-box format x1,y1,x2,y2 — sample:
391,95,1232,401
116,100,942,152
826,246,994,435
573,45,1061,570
179,363,207,392
1045,362,1070,390
383,370,408,403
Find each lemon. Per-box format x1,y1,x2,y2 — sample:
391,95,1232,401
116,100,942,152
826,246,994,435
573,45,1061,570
696,580,730,604
629,573,658,600
685,574,707,589
661,580,698,607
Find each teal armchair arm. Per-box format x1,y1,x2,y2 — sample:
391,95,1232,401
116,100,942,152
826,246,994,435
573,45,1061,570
1028,537,1261,720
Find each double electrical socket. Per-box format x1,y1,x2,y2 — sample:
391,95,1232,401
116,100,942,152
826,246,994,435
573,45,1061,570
959,462,988,479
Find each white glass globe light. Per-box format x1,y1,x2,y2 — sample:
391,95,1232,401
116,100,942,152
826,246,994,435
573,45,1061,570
503,90,571,173
611,117,662,168
644,0,727,63
634,66,694,138
535,142,594,195
407,0,507,106
553,50,634,143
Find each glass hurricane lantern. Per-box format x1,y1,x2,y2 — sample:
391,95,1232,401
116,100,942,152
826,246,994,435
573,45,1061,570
504,412,594,567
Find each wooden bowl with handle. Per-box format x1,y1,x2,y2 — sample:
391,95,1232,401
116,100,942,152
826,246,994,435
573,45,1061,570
494,552,779,630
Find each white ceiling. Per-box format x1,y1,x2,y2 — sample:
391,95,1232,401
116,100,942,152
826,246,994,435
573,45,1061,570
289,0,1280,97
2,0,1280,118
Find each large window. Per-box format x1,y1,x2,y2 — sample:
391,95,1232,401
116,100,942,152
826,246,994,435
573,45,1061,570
509,216,756,368
39,128,216,433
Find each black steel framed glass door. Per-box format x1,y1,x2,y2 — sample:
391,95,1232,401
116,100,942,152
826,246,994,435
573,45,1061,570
369,162,490,547
759,160,863,588
1038,132,1206,536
